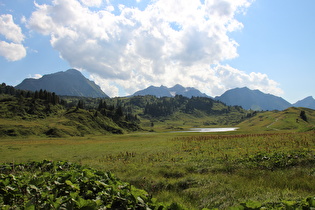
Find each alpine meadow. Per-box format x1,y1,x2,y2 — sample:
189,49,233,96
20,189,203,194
1,83,315,209
1,0,315,209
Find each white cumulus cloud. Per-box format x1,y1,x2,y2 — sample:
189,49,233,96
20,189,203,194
80,0,102,7
0,14,25,43
212,64,283,96
0,41,27,61
26,0,282,97
29,73,43,79
0,14,26,61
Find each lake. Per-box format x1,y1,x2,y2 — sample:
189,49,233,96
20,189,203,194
173,127,239,133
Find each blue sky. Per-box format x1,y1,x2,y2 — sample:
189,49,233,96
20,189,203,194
0,0,314,103
226,0,315,103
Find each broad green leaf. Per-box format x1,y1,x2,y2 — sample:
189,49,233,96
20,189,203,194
75,197,97,209
229,205,244,210
244,200,262,209
25,204,35,210
65,180,80,191
307,197,315,207
137,196,145,204
70,192,79,199
82,169,95,178
29,184,39,192
95,180,108,187
282,200,297,207
5,186,15,191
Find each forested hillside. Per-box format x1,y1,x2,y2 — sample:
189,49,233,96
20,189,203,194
1,83,256,136
60,94,254,125
0,83,140,137
105,95,255,127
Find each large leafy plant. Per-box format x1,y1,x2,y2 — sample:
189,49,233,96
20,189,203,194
0,160,171,209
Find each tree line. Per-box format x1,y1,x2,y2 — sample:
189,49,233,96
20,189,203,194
0,83,140,132
1,83,61,105
96,99,139,123
143,95,246,117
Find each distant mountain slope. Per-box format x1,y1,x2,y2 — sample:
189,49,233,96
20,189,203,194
16,69,108,98
215,87,292,111
293,96,315,109
169,84,210,98
133,85,172,97
132,84,210,98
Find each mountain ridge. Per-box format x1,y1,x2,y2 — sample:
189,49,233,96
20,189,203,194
13,69,314,110
132,84,210,98
293,96,315,109
214,87,292,111
15,69,108,98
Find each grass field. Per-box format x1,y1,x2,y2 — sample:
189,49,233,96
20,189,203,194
1,87,315,208
1,129,315,209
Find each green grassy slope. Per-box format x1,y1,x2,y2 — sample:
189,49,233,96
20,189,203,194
105,95,253,131
238,107,315,132
0,109,124,137
0,93,139,137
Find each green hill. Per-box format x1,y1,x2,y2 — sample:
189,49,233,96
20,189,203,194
0,97,135,137
238,107,315,132
103,95,253,130
1,82,255,136
0,84,139,137
8,82,313,136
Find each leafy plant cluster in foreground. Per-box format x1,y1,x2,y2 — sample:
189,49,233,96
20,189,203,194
0,160,178,209
1,160,315,210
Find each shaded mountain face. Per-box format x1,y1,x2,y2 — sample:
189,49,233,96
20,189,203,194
15,69,109,98
132,84,210,98
214,87,292,111
133,85,172,97
293,96,315,109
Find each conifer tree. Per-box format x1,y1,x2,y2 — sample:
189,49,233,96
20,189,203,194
300,110,307,122
34,91,39,99
39,89,45,99
115,105,124,117
76,100,84,110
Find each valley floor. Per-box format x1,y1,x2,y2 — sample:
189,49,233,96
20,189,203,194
1,130,315,209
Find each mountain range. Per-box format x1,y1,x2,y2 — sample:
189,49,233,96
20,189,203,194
133,85,315,111
214,87,292,111
132,84,210,98
292,96,315,109
14,69,314,111
16,69,108,98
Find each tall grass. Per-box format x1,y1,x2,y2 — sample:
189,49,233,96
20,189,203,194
1,131,314,209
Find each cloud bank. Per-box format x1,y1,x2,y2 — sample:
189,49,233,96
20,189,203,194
26,0,282,97
0,14,26,61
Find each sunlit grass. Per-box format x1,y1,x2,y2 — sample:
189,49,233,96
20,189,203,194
1,131,314,209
